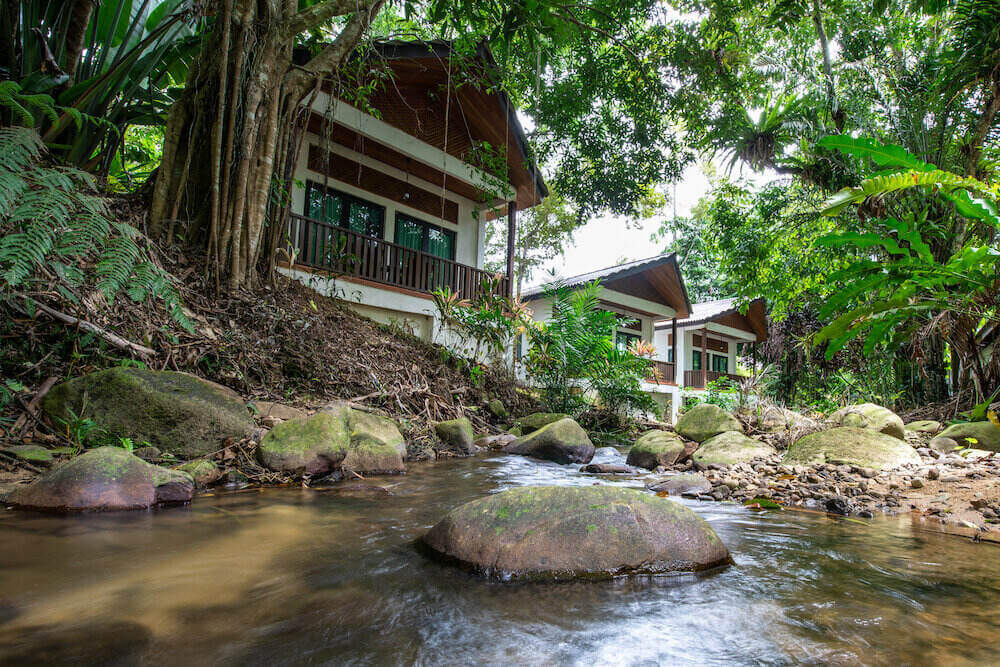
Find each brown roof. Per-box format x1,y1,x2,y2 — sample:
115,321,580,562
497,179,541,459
655,297,768,342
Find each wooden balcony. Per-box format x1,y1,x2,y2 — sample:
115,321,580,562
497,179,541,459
645,361,676,385
289,214,509,300
683,370,744,389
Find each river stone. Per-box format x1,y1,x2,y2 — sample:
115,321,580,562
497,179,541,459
830,403,906,440
475,434,517,450
178,460,222,487
929,436,960,453
647,473,713,496
516,412,570,435
626,430,686,470
41,368,254,457
420,486,732,580
4,445,54,463
783,427,921,470
434,417,475,455
258,404,406,477
905,420,942,435
758,406,816,433
580,463,634,474
7,447,193,512
487,399,508,419
692,431,777,466
253,401,307,422
675,404,743,442
503,418,595,464
938,421,1000,452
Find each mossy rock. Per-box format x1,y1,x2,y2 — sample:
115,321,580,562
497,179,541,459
42,369,254,457
675,404,743,442
758,406,816,433
178,460,222,487
905,420,942,435
420,485,732,580
938,421,1000,452
647,473,713,496
626,430,686,470
503,418,595,464
5,445,54,463
515,412,570,435
7,447,193,512
783,427,921,470
692,431,776,466
487,399,509,419
257,403,405,477
830,403,905,440
434,417,475,455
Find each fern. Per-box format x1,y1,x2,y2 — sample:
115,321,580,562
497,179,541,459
0,127,192,332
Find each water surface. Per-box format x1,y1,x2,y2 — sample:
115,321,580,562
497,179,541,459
1,451,998,665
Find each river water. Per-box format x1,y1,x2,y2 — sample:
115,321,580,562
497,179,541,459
1,449,998,666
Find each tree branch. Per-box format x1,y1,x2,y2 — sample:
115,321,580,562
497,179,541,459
284,0,373,38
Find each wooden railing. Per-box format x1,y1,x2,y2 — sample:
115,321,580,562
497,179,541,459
683,370,743,389
289,214,509,300
645,361,676,385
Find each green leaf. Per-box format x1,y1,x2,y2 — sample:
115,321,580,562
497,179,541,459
817,135,935,172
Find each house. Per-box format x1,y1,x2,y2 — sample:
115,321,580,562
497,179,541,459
653,297,768,419
520,254,692,418
278,40,547,343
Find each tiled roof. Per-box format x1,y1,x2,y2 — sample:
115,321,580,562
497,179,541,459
521,253,679,298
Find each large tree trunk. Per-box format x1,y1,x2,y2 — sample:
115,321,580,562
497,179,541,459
150,0,383,290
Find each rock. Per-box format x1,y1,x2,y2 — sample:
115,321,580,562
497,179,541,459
178,460,222,487
580,463,634,474
825,497,851,515
420,486,732,580
905,420,942,435
474,434,517,450
7,447,193,512
910,478,924,489
593,446,622,460
646,473,713,496
261,415,283,428
784,427,921,471
42,368,254,457
515,413,570,435
486,399,508,419
313,481,393,497
434,418,475,455
692,432,777,466
626,430,686,470
938,422,1000,452
675,404,743,443
253,401,307,422
4,445,53,463
257,403,405,477
223,469,249,489
132,446,161,460
758,406,817,433
927,467,940,480
929,436,960,453
503,418,595,464
830,403,906,440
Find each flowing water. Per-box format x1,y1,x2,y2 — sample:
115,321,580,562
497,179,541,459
2,450,999,666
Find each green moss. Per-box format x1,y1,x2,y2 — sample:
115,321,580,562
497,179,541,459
784,427,921,469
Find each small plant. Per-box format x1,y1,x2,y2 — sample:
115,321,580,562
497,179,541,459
60,407,105,447
118,437,135,453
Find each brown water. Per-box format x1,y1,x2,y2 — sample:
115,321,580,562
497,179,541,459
1,450,999,666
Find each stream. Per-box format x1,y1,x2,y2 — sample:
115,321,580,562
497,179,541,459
1,449,999,665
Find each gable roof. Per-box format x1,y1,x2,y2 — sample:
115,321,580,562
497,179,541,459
522,253,692,318
655,297,768,342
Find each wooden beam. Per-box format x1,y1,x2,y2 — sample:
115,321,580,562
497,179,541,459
506,201,516,297
671,318,677,366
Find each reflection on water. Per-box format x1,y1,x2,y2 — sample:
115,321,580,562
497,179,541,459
2,451,999,665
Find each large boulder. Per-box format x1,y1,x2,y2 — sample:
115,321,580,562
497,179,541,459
783,427,921,470
434,418,475,455
420,486,732,580
905,420,942,435
938,421,1000,452
515,413,570,435
257,403,406,476
7,447,193,512
42,369,254,457
758,406,817,433
626,430,686,470
503,418,594,464
830,403,905,440
675,404,743,442
692,431,777,466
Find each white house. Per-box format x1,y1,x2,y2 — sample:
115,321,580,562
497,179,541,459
278,40,546,343
520,254,693,419
652,297,768,420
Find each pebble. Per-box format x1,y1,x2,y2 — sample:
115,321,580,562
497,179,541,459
927,468,940,480
940,474,961,483
910,479,924,489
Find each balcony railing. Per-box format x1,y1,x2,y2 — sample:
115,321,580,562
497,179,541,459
288,213,508,300
683,370,744,389
645,361,676,385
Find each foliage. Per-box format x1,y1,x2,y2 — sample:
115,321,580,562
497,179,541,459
0,127,189,328
682,377,738,412
432,275,529,366
522,281,656,418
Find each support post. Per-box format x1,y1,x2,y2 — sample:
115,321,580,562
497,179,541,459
506,200,516,297
702,326,708,387
671,318,677,383
753,342,757,375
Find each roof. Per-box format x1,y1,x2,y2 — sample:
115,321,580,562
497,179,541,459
655,297,768,342
522,253,692,318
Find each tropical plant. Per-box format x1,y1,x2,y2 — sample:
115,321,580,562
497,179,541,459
432,275,529,366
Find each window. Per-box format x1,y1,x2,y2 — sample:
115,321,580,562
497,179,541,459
692,350,702,371
667,348,674,363
305,181,384,238
712,354,729,373
394,213,456,260
616,331,641,352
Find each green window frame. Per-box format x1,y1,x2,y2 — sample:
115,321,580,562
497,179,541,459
692,350,702,371
393,212,456,260
616,331,641,352
305,181,385,238
712,354,729,373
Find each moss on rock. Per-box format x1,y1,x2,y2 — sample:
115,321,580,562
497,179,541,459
178,460,222,487
516,413,570,434
42,368,254,457
783,427,921,470
420,485,732,580
626,430,686,470
434,417,475,455
675,404,743,443
830,403,905,440
693,431,777,466
905,420,942,435
503,418,595,464
938,421,1000,452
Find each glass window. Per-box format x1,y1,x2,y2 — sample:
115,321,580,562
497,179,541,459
304,181,384,238
393,213,456,260
667,348,674,363
692,350,702,371
616,331,641,352
712,354,729,373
